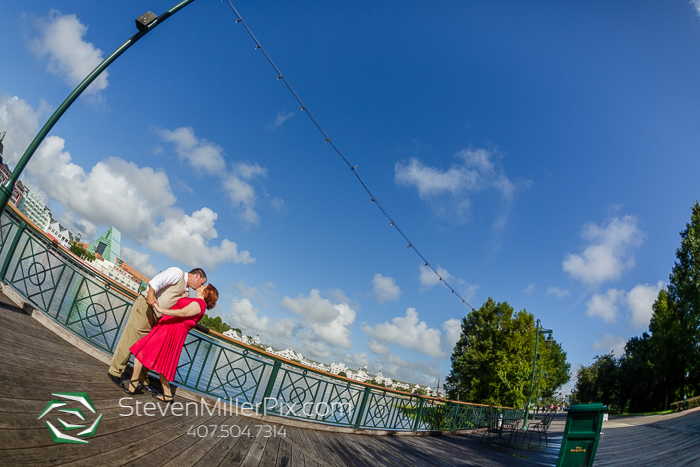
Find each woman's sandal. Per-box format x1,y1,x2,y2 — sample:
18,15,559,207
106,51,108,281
123,378,143,395
152,392,174,404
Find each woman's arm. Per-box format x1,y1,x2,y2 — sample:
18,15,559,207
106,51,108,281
155,301,201,318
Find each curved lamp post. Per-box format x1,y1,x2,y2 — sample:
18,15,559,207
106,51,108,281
0,0,198,216
522,318,554,430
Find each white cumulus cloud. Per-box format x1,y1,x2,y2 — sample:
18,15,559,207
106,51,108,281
222,162,268,226
0,95,50,165
417,264,478,302
230,297,270,331
280,289,356,349
586,289,625,323
592,334,627,356
362,308,446,358
119,246,157,278
159,127,270,226
371,273,401,304
395,147,519,223
563,216,644,285
29,11,108,101
441,318,462,354
374,353,444,386
159,127,226,174
1,97,254,271
147,208,253,269
627,281,664,328
419,264,453,289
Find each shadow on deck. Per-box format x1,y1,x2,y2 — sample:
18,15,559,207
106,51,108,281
8,301,699,466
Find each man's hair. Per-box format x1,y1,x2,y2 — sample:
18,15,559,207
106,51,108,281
189,268,207,282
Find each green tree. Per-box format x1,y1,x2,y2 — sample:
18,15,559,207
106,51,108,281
446,298,570,408
576,202,700,412
619,333,657,413
572,353,621,411
648,289,685,409
200,314,239,334
665,201,700,401
69,241,95,262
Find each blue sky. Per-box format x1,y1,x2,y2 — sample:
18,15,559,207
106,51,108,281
2,0,700,392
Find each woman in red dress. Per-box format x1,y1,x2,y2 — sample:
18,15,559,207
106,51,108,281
125,284,219,402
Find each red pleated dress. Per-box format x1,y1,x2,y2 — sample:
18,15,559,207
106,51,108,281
130,297,205,382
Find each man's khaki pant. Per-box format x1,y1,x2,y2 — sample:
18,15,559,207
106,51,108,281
108,295,158,384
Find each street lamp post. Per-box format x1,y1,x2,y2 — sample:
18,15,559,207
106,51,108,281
0,0,198,216
522,318,554,430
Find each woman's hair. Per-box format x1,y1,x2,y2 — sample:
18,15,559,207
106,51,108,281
202,284,219,310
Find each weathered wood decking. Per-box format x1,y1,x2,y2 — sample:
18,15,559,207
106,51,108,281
1,302,699,466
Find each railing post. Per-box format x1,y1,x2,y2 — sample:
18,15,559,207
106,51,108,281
0,220,25,282
412,397,425,432
193,343,213,390
353,386,371,429
449,402,458,431
259,360,282,414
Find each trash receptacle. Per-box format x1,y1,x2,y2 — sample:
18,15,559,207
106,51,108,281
556,402,607,467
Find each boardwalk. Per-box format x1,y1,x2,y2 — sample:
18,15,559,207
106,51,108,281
1,301,698,466
595,408,700,466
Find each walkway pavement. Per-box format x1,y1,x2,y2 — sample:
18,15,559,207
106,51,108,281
595,407,700,466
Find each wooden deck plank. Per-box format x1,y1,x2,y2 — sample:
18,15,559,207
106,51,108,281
285,430,308,467
161,414,247,467
306,429,351,467
121,422,222,467
2,408,191,465
58,412,224,467
0,319,106,354
330,432,390,467
293,426,329,465
257,427,282,467
318,432,369,467
284,426,335,467
352,434,427,467
0,341,106,370
239,429,270,467
213,419,265,467
275,430,293,467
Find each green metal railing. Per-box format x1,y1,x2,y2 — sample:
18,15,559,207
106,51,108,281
0,205,516,432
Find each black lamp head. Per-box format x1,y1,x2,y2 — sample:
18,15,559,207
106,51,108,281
136,12,158,31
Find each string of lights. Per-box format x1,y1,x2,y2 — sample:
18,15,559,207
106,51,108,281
224,0,475,310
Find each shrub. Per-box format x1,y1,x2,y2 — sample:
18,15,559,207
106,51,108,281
670,395,700,412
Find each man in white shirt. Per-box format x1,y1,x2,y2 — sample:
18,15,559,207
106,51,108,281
108,267,207,392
